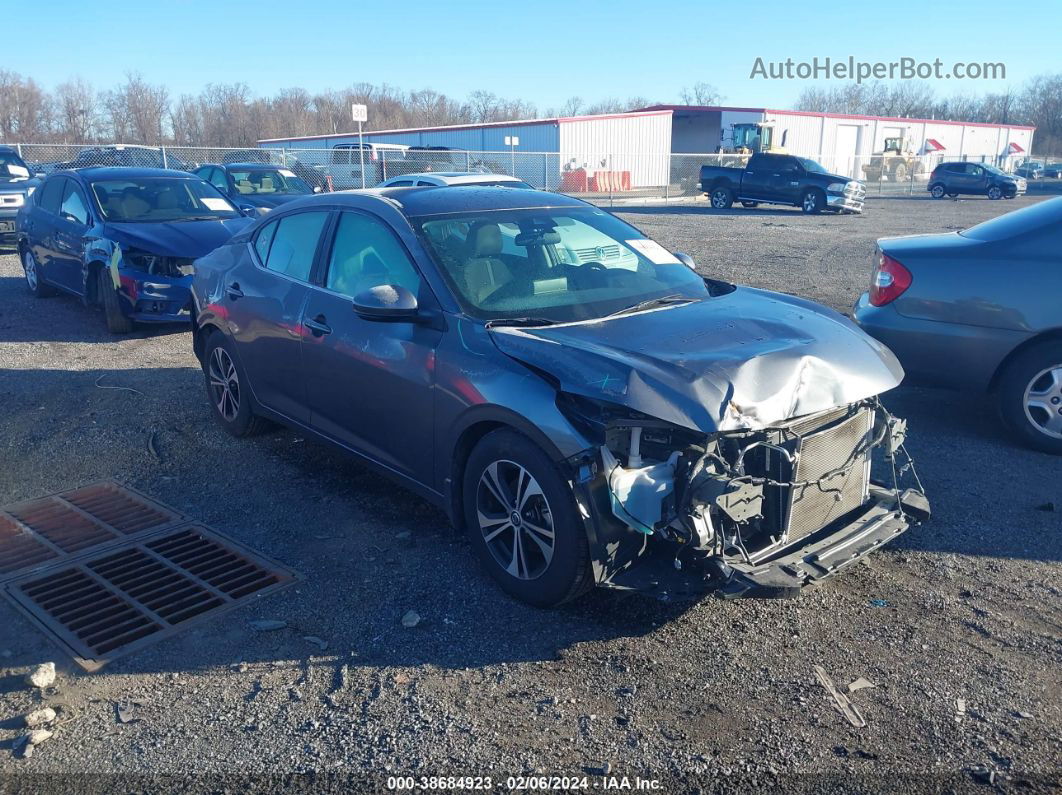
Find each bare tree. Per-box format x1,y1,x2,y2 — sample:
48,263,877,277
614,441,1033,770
54,79,99,142
679,82,722,106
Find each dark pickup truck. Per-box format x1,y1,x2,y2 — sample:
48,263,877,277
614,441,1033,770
699,152,866,214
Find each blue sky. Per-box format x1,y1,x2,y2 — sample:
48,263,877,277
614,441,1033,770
11,0,1059,112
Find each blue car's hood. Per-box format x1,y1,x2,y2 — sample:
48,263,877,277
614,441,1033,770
102,217,253,258
490,287,904,433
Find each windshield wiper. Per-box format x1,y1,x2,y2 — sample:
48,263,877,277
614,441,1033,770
606,294,695,318
484,317,559,329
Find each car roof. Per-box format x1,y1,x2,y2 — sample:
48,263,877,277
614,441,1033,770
66,167,201,180
392,172,524,185
335,185,589,216
219,162,286,170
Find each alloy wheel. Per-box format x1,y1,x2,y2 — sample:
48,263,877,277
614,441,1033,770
22,250,37,290
208,346,240,422
1023,365,1062,440
476,459,555,580
803,192,817,212
711,190,727,209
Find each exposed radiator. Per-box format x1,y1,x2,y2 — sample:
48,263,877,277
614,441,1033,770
784,408,874,541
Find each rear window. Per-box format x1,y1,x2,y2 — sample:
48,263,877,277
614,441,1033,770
960,197,1062,241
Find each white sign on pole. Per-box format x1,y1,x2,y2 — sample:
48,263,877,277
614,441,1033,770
504,136,520,146
352,104,368,123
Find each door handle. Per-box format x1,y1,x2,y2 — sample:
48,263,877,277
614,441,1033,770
304,314,332,336
226,282,244,299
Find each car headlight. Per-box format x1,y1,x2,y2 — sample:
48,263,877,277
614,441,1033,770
827,182,848,192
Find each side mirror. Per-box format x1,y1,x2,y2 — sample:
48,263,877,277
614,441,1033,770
352,284,420,322
674,252,697,270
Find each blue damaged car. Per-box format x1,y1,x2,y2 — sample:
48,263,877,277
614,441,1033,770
16,167,252,333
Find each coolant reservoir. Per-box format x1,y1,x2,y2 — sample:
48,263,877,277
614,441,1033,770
601,446,679,535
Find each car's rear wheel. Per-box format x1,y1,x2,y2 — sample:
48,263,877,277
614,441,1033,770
22,248,55,297
987,185,1003,200
463,429,592,607
97,267,133,334
709,187,733,209
930,184,946,199
800,189,825,214
998,341,1062,455
202,332,270,437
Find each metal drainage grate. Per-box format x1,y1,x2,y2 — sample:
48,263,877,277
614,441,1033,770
5,523,297,671
0,481,183,583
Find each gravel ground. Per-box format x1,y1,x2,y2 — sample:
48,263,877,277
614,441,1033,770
0,194,1059,793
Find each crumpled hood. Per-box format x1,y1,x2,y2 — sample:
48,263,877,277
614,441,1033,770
102,217,253,258
490,287,904,433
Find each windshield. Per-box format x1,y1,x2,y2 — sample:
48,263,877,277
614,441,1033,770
0,151,31,179
91,178,239,222
414,207,710,323
982,164,1008,176
229,168,311,195
796,157,829,174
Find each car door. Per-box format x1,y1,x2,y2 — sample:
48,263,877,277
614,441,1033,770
966,164,989,194
51,179,92,294
26,176,65,283
769,157,804,203
299,209,441,484
740,154,774,201
225,209,331,423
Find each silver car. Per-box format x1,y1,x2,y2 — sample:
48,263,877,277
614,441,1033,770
855,197,1062,454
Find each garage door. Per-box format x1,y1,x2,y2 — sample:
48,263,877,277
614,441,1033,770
835,125,861,178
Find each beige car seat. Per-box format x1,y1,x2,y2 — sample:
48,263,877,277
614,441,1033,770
465,223,512,303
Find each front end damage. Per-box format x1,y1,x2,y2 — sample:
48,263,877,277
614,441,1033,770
559,394,929,598
85,238,194,324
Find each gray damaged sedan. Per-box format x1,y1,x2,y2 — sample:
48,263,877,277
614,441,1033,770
191,187,928,606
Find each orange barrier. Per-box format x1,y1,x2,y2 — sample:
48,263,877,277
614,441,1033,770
588,170,631,192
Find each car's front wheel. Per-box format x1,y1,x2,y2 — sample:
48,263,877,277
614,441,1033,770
22,248,55,298
987,185,1003,200
998,341,1062,455
930,184,946,199
202,332,270,437
463,429,592,607
800,189,825,214
97,267,133,334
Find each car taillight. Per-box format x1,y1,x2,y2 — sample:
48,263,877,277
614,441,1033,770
869,250,912,307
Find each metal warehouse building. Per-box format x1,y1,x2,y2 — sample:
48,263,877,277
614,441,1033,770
259,104,1034,186
653,105,1035,179
259,110,673,189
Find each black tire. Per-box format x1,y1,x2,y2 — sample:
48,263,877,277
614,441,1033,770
930,184,946,199
800,189,825,214
21,247,55,297
462,429,592,607
709,186,733,209
892,162,908,182
202,331,271,437
997,341,1062,455
97,266,133,334
740,201,759,208
987,185,1003,200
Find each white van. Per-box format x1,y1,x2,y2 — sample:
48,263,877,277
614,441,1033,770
322,143,410,189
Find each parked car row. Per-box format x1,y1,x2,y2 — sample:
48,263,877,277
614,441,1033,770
9,170,1060,606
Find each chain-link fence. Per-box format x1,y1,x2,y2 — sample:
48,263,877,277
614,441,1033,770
8,142,1062,206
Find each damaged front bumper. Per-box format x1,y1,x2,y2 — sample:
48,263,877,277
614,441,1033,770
563,397,929,599
117,271,193,324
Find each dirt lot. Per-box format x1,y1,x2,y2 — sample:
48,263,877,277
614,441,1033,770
0,194,1059,792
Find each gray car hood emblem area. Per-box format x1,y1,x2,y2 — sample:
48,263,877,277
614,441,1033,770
489,286,904,433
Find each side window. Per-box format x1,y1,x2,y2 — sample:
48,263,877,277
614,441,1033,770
253,218,279,264
209,169,229,191
388,180,414,187
60,182,90,225
746,154,767,172
970,165,984,176
263,211,329,281
325,211,422,298
415,180,436,186
38,177,65,214
332,146,353,165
